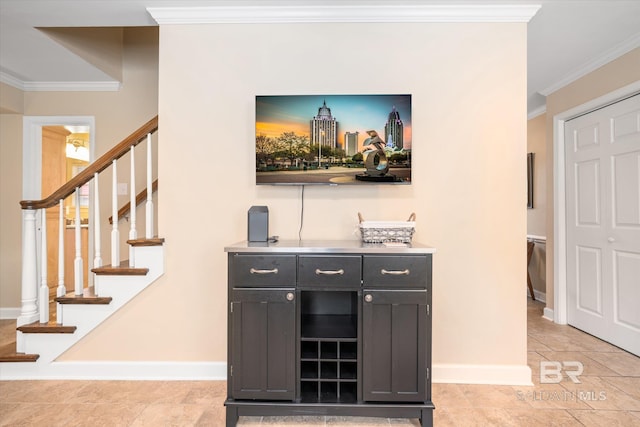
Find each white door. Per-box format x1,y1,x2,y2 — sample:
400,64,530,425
565,93,640,356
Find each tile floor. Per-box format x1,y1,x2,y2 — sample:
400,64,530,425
1,299,639,426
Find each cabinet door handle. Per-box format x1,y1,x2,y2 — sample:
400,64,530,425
249,267,278,275
364,294,373,303
286,292,295,301
315,268,344,275
381,268,410,275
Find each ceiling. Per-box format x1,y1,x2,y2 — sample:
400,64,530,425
1,0,639,117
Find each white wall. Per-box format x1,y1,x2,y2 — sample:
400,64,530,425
61,21,530,384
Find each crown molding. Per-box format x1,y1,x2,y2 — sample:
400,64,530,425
23,81,122,92
147,4,541,24
0,72,121,92
0,72,26,91
527,105,546,120
540,32,640,96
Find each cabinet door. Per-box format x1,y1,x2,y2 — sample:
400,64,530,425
362,290,428,402
230,288,296,400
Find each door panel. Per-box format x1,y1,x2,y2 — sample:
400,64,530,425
575,246,602,316
565,93,640,356
362,290,427,402
575,160,600,226
230,288,296,400
613,250,640,330
612,150,640,227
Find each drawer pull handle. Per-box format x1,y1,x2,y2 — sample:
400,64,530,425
381,269,410,276
315,268,344,275
249,268,278,275
364,294,373,303
286,292,295,301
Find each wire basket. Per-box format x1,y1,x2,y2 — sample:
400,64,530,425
358,212,416,243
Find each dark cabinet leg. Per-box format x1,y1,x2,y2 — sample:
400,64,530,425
420,409,433,427
226,406,238,427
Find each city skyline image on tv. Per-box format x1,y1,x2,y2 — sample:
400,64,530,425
256,94,412,185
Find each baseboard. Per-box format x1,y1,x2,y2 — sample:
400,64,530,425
532,289,546,303
543,307,554,322
0,307,20,319
3,361,533,385
433,363,533,386
0,361,227,380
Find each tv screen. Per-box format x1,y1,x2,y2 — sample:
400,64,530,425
256,94,411,185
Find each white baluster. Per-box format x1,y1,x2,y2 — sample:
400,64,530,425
39,209,49,323
111,159,120,267
74,188,83,295
18,209,39,329
146,133,154,239
56,200,66,323
93,173,102,295
129,145,137,266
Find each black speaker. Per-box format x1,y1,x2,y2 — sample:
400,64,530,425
248,206,269,242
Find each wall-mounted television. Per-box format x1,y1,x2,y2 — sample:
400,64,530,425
256,94,411,185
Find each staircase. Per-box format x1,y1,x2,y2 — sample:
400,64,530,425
0,117,162,378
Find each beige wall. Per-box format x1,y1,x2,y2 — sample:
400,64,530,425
544,48,640,310
527,114,546,294
59,22,529,377
0,82,24,114
0,27,158,311
0,114,24,311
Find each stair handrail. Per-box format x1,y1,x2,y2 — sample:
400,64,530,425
17,115,158,333
20,116,158,210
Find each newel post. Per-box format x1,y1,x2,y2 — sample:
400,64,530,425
18,208,39,327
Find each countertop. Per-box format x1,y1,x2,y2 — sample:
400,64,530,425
225,240,436,254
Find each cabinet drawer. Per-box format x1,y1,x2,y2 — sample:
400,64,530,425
363,255,429,288
299,256,362,288
231,254,296,287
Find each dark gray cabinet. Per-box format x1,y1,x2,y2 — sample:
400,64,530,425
225,242,434,427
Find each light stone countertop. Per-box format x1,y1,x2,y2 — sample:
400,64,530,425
225,240,435,254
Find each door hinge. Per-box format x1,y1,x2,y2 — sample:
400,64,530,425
230,365,233,376
427,304,430,316
426,367,430,379
230,302,233,313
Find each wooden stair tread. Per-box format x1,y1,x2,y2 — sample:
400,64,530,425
17,321,76,334
127,237,165,247
56,286,112,304
92,260,149,275
0,342,39,362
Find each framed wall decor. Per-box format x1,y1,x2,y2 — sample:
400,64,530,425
527,152,534,209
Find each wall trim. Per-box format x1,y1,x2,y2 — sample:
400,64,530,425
148,4,540,24
553,80,640,325
0,361,227,380
540,33,640,97
0,72,121,92
3,361,533,384
528,289,546,304
23,81,121,92
527,105,546,120
433,363,532,386
543,307,554,322
0,307,20,319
